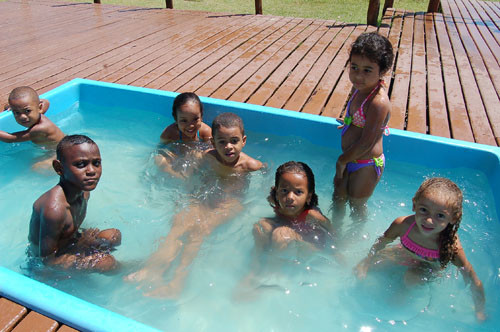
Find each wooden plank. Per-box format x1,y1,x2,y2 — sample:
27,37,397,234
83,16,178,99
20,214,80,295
195,18,304,97
383,8,405,86
0,297,28,332
433,12,474,142
265,20,340,110
179,17,294,94
144,16,268,90
443,0,500,144
246,21,331,106
469,0,500,61
406,12,427,134
440,0,496,145
388,10,414,130
56,326,79,332
228,19,320,103
283,23,347,112
163,16,282,92
299,24,357,116
210,19,317,101
424,13,451,138
11,312,58,332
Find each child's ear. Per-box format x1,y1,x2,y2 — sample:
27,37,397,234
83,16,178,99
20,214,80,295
210,137,215,146
52,159,63,176
306,192,312,205
242,135,247,146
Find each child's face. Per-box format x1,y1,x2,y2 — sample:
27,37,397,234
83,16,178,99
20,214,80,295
276,171,311,217
413,192,456,237
211,125,246,165
176,101,202,139
349,54,382,93
9,96,42,128
55,143,102,192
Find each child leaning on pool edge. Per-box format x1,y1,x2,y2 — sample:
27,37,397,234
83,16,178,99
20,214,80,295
125,112,263,298
159,92,212,144
1,86,64,151
355,178,486,321
28,135,122,272
333,32,393,223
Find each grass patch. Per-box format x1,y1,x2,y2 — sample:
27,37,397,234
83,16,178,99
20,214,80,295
58,0,499,24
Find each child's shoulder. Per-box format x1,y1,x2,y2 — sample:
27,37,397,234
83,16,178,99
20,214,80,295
160,123,180,142
241,153,263,171
306,208,328,222
199,122,212,141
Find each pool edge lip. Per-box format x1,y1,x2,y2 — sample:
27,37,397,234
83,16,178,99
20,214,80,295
0,267,162,332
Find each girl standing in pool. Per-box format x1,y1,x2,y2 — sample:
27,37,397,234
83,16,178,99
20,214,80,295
333,32,393,223
156,92,212,177
355,178,486,321
254,161,335,251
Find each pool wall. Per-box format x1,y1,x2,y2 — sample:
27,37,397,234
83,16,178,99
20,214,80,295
1,78,499,331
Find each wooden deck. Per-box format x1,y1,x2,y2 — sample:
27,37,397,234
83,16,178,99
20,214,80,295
0,0,499,145
0,0,499,329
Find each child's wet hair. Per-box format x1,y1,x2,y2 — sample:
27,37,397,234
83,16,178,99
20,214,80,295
413,177,463,268
8,86,40,104
172,92,203,121
350,32,394,75
211,112,245,136
269,161,319,209
56,134,97,162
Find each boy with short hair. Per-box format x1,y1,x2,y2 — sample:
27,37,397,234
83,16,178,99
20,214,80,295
126,112,263,297
1,86,64,149
28,135,121,272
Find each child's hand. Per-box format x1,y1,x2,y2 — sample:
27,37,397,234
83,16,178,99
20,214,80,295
354,259,369,280
336,118,345,129
476,310,486,322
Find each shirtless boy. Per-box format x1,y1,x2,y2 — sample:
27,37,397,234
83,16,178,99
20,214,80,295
28,135,121,272
1,86,64,150
126,112,263,297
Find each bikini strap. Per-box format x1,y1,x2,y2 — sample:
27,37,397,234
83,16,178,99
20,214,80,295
402,221,416,239
359,80,383,112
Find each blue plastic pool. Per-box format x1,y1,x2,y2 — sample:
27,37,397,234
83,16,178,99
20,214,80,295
0,78,499,331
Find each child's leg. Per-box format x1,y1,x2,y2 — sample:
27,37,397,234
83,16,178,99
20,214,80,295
49,252,118,272
332,170,349,223
96,228,122,247
253,219,275,249
347,165,383,222
124,205,200,282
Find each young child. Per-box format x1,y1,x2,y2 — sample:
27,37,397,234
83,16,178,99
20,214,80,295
333,32,394,223
156,92,212,177
355,178,486,321
28,135,122,272
253,161,335,251
126,112,263,297
1,86,64,150
159,92,212,144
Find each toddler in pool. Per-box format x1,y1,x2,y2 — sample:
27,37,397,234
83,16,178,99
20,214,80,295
156,92,212,178
1,86,64,168
355,177,486,321
254,161,335,251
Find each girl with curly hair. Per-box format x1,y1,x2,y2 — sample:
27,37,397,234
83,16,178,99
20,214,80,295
355,177,486,321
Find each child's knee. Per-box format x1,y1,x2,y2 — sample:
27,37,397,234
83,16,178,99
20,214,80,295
92,254,118,272
98,228,122,246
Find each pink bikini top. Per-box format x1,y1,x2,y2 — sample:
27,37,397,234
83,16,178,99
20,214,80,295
401,221,440,261
341,80,389,136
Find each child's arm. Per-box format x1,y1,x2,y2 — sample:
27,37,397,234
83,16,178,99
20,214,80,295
199,122,212,142
452,237,486,321
159,124,178,144
354,215,407,279
308,209,336,237
0,129,33,143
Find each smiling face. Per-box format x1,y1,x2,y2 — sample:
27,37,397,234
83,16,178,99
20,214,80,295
412,192,456,237
9,95,43,128
349,54,382,94
275,172,312,217
211,125,246,165
176,101,202,140
55,143,102,192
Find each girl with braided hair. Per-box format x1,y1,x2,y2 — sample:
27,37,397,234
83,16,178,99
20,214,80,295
355,178,486,321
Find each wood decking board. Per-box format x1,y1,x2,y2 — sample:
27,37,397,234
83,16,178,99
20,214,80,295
196,18,304,98
388,11,414,130
425,13,451,138
442,0,499,145
406,12,427,134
